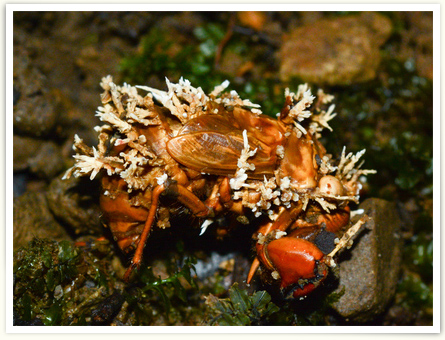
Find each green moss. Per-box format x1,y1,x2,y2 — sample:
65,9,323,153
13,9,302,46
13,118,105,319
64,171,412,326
108,240,215,326
137,256,197,317
396,272,433,312
405,233,433,282
119,21,287,118
205,283,279,325
330,51,433,202
13,238,118,325
119,24,228,89
266,285,345,326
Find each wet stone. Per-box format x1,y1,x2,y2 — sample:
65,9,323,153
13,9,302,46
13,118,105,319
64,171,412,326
15,137,64,180
279,12,392,85
13,46,59,137
46,175,103,236
13,191,71,251
13,135,43,172
331,198,402,323
13,94,58,137
27,140,65,180
90,291,125,325
13,135,65,180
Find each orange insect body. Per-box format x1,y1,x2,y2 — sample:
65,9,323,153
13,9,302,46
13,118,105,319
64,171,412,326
65,77,374,298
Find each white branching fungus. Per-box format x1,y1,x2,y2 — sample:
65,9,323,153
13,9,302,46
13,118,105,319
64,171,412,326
350,208,365,218
229,130,257,190
313,197,337,213
276,145,285,159
326,216,369,267
96,105,133,134
70,147,115,180
316,88,335,105
251,108,262,115
137,77,209,124
271,271,280,280
210,80,230,97
257,233,266,245
156,173,168,186
213,84,262,113
309,104,337,138
72,153,103,180
279,176,291,190
319,155,338,175
336,147,377,184
199,219,214,236
127,107,160,126
100,75,113,91
65,76,165,191
275,231,287,239
285,85,315,136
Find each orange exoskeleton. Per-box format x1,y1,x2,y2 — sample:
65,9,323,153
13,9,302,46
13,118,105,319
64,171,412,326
64,76,375,298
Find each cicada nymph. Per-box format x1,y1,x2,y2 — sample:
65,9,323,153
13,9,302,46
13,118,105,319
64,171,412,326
64,76,375,298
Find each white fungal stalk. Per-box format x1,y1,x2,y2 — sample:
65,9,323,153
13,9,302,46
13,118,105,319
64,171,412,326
229,130,257,190
284,85,316,137
156,173,168,186
336,147,377,191
199,219,214,236
325,216,369,267
210,80,230,97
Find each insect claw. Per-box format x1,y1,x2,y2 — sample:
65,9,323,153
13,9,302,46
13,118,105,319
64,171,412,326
123,184,165,282
247,257,260,284
123,263,138,282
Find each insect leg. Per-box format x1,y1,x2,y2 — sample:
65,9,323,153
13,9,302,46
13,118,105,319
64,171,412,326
203,180,225,213
203,177,235,214
166,180,214,218
317,206,350,233
124,180,218,281
123,184,165,281
218,177,232,207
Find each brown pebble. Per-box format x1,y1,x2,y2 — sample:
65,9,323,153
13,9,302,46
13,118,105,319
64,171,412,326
13,191,71,251
331,198,402,323
279,12,392,85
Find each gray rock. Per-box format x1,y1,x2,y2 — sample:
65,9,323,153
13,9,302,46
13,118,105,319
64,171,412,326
27,140,65,179
331,198,402,323
46,175,103,236
14,135,65,179
13,191,71,251
13,135,43,171
13,46,59,138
